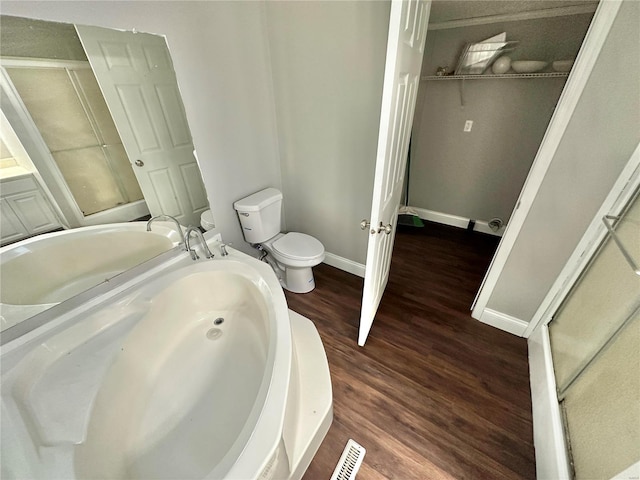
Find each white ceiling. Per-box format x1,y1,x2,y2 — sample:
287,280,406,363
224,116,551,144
429,0,599,24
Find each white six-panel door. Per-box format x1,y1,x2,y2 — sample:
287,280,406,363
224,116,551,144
76,25,208,227
358,0,430,346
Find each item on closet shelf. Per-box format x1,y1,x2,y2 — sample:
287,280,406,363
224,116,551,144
435,66,448,76
552,60,574,72
491,56,511,74
511,60,548,73
454,32,518,75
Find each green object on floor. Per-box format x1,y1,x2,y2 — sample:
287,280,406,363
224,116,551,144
398,213,424,227
398,135,423,228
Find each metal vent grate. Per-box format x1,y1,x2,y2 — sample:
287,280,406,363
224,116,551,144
330,439,366,480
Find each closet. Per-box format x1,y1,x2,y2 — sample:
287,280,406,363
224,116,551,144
407,6,595,236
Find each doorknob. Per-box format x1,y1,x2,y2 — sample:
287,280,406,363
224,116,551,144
377,222,392,235
134,159,144,167
361,219,376,235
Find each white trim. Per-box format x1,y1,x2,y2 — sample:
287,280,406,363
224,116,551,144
428,4,597,31
322,252,365,278
0,57,91,70
524,141,640,337
80,200,149,226
477,308,528,336
471,0,623,323
410,206,504,237
528,325,572,480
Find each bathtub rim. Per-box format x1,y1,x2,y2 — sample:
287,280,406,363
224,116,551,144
1,245,186,347
0,221,183,262
0,221,185,335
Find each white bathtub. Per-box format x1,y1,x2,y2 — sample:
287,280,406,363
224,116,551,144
0,222,183,330
1,246,332,479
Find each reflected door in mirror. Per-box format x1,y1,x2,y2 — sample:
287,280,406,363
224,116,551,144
76,25,208,227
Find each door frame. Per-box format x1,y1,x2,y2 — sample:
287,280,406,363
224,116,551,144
470,0,624,330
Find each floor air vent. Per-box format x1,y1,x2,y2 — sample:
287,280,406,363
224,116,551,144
330,439,366,480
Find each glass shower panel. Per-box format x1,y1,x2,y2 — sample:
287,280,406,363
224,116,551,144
71,68,121,144
6,65,143,216
7,68,98,151
561,311,639,479
550,189,640,394
52,146,125,215
71,69,143,203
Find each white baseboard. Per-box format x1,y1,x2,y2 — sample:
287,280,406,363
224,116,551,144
477,308,529,336
528,325,571,480
322,252,365,278
409,206,504,237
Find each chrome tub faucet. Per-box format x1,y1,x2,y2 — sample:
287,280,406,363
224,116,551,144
146,214,185,249
184,226,214,260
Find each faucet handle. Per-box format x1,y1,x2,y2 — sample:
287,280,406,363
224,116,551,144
220,242,232,257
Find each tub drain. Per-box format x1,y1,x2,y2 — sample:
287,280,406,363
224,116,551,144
206,328,223,340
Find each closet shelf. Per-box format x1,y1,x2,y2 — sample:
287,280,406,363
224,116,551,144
602,215,640,276
421,72,569,81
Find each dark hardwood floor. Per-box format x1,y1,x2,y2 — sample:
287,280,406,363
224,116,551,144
285,222,535,480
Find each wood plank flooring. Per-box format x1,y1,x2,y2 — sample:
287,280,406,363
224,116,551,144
285,222,535,479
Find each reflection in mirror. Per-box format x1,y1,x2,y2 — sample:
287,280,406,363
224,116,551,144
0,16,210,332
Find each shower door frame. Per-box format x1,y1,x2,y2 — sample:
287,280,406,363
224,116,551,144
528,141,640,479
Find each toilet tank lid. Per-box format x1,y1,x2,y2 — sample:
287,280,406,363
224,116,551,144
234,188,283,212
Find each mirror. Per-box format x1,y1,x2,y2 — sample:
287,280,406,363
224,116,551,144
0,16,210,332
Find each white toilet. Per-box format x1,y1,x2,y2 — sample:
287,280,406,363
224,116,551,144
233,188,325,293
200,209,215,231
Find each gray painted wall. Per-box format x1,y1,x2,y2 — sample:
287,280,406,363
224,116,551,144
1,1,283,257
266,1,390,265
486,0,640,321
410,78,566,222
409,13,593,224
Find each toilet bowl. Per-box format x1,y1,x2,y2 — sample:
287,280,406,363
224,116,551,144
233,188,325,293
200,209,215,231
261,232,325,293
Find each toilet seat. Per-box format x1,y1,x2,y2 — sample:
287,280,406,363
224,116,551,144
200,209,215,231
272,232,324,262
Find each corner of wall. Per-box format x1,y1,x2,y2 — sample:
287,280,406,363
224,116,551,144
260,1,286,231
475,308,529,337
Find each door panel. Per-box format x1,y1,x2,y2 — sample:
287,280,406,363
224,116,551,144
358,0,430,346
77,25,208,227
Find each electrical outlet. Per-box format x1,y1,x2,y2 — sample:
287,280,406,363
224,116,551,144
464,120,473,132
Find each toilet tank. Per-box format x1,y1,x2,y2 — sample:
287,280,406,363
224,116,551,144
233,188,283,244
